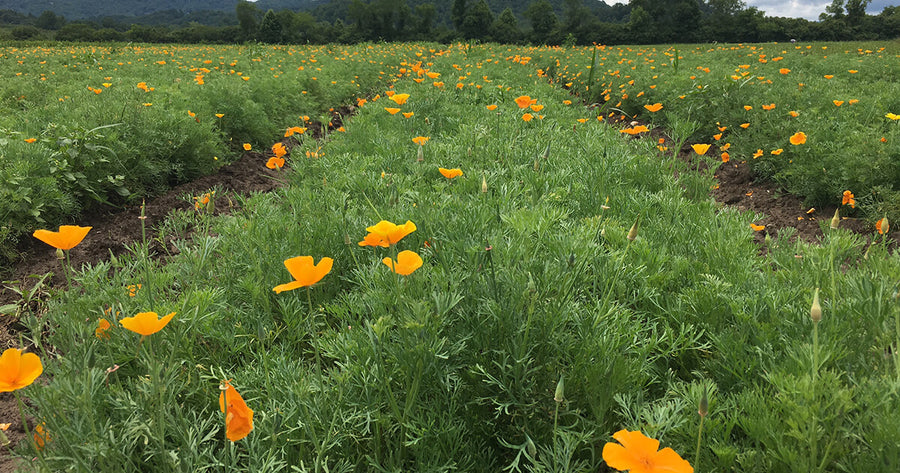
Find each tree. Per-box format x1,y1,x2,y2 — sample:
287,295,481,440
492,7,522,44
461,0,494,40
35,10,65,30
452,0,468,31
414,3,437,37
845,0,870,24
822,0,845,19
525,0,559,44
235,0,260,41
258,10,283,44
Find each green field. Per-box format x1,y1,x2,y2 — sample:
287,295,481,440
4,41,900,472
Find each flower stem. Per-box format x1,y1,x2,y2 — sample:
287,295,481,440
307,287,322,373
13,391,48,471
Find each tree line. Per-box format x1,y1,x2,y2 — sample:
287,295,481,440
1,0,898,45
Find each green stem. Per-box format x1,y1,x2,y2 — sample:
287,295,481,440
63,250,72,292
14,391,49,472
307,287,322,373
694,415,705,472
810,321,819,472
223,388,230,473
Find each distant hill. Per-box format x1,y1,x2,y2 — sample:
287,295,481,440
0,0,621,22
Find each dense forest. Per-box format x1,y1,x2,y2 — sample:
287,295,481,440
0,0,897,45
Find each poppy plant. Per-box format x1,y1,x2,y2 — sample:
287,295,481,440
120,311,176,337
0,348,43,392
359,220,416,247
382,250,423,276
439,168,463,179
273,256,333,294
790,132,807,145
219,380,254,442
602,429,693,473
33,225,91,251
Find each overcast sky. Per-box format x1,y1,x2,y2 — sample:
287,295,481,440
743,0,897,20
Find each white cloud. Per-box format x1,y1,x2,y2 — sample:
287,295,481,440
745,0,897,20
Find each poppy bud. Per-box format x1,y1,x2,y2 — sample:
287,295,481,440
206,195,216,215
417,145,424,162
698,389,708,418
482,173,488,193
554,376,565,403
533,158,540,172
830,209,840,229
0,429,8,447
627,220,639,241
810,288,822,323
525,434,537,458
344,233,351,246
542,143,551,160
56,248,65,260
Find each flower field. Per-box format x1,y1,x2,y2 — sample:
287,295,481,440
3,41,900,472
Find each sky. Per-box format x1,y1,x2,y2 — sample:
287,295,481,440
743,0,897,20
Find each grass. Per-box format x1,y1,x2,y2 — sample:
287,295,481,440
5,41,900,472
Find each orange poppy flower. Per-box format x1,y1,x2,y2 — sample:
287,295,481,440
272,142,287,158
740,123,750,129
384,107,401,115
402,112,414,118
530,104,544,112
789,111,799,117
24,138,37,143
389,93,410,105
876,217,890,235
33,424,49,450
219,380,254,442
779,68,790,75
95,319,111,339
215,113,224,118
33,225,92,251
771,149,783,155
515,95,536,109
602,429,693,473
242,143,252,151
750,223,766,231
439,168,463,179
426,71,440,79
486,104,498,111
886,113,900,121
412,136,429,146
691,144,711,155
359,220,416,247
713,133,723,141
432,81,444,88
790,132,807,145
0,348,43,392
382,250,423,276
744,105,753,111
266,157,285,170
721,152,730,163
752,149,764,159
120,311,176,336
833,100,844,107
762,103,776,111
273,256,333,293
522,113,534,122
824,75,834,79
643,103,663,112
284,126,307,137
842,190,855,208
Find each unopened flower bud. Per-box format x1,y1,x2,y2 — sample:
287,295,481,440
810,288,822,323
698,389,708,418
627,221,639,241
417,145,424,162
525,434,537,458
830,208,840,229
482,173,488,193
554,376,565,403
56,248,65,260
